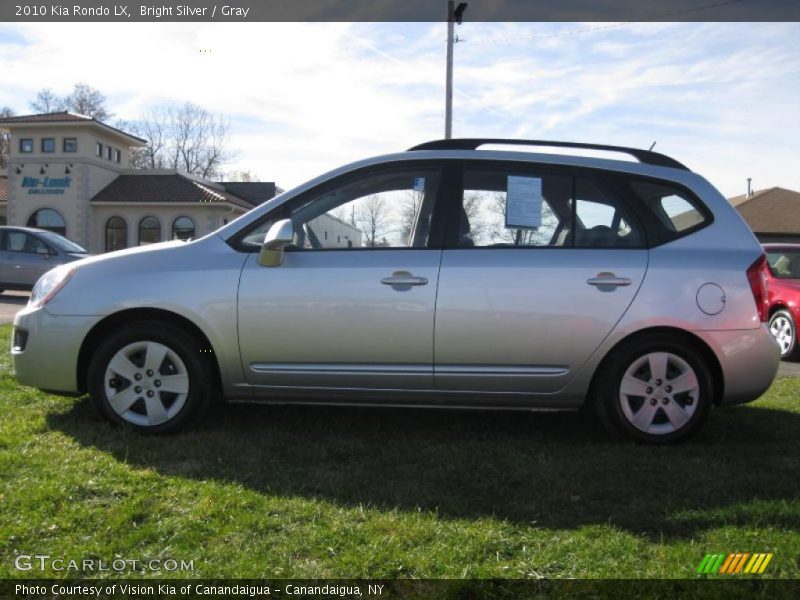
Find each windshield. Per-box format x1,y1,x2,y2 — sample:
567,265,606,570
767,250,800,279
37,231,88,254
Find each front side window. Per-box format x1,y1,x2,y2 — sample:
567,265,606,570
269,168,441,250
63,138,77,153
6,231,49,254
20,139,33,153
138,216,161,245
458,169,573,247
767,250,800,279
27,208,67,236
41,138,55,153
105,216,128,251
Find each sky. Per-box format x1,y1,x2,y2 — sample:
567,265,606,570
0,21,798,198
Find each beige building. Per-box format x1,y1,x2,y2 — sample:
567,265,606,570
729,186,800,244
0,112,280,252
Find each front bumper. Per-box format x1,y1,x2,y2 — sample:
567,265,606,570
12,304,101,394
696,325,781,406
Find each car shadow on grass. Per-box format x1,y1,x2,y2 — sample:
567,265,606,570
47,397,800,540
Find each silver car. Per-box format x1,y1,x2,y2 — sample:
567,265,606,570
11,140,780,443
0,226,88,292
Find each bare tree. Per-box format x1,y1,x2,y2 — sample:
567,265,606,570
30,89,63,113
126,103,234,179
63,83,112,120
0,107,12,169
353,195,391,247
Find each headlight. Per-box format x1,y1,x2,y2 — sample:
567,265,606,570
29,265,77,308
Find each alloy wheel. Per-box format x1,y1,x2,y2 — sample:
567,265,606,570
770,313,795,356
103,341,190,427
618,352,700,435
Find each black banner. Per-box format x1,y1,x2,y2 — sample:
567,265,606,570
1,0,800,23
3,579,800,600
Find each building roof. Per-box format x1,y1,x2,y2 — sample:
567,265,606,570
0,111,146,145
219,181,281,207
91,173,253,210
0,176,7,203
730,187,800,235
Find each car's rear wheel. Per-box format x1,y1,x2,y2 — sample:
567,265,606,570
596,335,713,443
769,309,797,360
88,321,211,433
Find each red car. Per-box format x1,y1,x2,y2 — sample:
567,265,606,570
764,244,800,360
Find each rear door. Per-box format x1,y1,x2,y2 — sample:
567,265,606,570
434,163,648,394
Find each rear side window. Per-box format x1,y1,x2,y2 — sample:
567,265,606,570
575,177,644,248
630,180,708,237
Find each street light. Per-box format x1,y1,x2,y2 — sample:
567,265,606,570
445,1,467,139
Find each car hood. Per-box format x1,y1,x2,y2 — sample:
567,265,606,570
66,240,186,269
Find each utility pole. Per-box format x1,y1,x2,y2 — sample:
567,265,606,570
445,1,467,139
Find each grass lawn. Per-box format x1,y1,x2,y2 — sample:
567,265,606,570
1,323,799,580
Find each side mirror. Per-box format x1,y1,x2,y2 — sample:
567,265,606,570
258,218,294,267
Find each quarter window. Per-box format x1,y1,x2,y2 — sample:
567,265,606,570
138,216,161,245
630,180,708,234
20,139,33,153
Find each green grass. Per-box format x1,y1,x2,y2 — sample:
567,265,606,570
1,323,799,580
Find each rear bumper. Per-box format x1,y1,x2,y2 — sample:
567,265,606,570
696,325,781,406
12,304,100,394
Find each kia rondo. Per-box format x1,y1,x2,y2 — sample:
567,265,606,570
12,139,781,443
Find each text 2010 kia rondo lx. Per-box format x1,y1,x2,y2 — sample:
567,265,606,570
12,140,781,443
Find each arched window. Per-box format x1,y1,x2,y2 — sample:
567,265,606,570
172,216,195,241
105,216,127,252
138,216,161,245
27,208,66,236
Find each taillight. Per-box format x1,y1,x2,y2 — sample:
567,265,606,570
746,254,768,322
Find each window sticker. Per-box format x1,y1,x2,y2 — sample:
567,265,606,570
413,177,426,192
506,176,543,229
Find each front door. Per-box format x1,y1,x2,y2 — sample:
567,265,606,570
434,164,648,394
237,164,445,393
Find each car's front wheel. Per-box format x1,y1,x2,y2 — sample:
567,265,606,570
88,321,211,433
769,309,797,360
596,335,713,443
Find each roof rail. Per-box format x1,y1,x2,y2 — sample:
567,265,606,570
407,138,689,170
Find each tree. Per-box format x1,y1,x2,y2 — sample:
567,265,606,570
125,103,235,179
30,89,63,113
63,83,112,120
29,83,111,120
0,106,12,169
353,195,391,247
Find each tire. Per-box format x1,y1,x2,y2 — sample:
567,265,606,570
769,309,797,360
595,334,713,444
88,321,212,433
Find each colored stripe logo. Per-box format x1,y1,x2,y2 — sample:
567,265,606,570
696,552,773,574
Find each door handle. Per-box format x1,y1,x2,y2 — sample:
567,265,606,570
587,272,631,288
381,271,428,286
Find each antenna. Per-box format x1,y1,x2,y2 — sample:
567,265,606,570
649,141,657,151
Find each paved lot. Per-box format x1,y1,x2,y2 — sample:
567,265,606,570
0,292,798,377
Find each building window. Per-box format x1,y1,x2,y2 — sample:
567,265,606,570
105,146,112,160
63,138,77,153
41,138,55,153
20,139,34,153
114,149,121,163
171,216,195,241
96,142,103,157
138,216,161,245
27,208,67,237
105,216,128,252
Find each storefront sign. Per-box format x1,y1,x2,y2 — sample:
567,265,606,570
21,176,72,195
